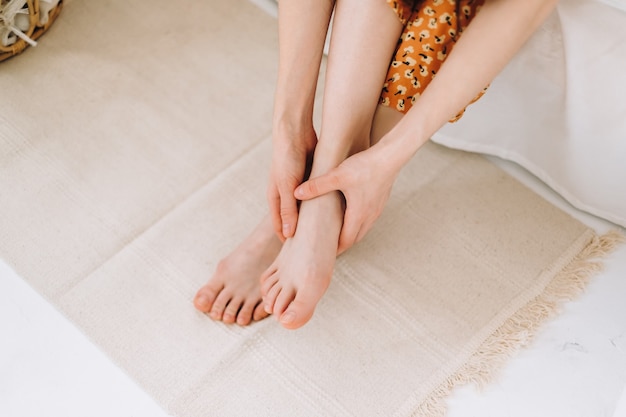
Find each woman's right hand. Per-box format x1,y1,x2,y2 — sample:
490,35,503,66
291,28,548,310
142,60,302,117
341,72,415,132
267,0,332,240
267,122,317,240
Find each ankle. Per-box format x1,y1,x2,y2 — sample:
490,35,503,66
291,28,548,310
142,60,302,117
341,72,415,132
298,191,344,229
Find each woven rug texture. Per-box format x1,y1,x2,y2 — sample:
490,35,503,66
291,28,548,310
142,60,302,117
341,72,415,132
0,0,620,416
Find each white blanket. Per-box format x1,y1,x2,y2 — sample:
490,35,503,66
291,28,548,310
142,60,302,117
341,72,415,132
434,0,626,227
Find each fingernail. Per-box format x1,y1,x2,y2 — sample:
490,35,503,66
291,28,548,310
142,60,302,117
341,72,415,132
282,224,291,235
295,188,303,198
264,304,272,314
280,311,295,324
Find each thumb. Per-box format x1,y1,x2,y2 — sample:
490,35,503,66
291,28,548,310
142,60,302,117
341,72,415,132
279,192,299,239
295,170,341,201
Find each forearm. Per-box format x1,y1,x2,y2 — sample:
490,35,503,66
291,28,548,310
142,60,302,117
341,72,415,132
273,0,334,129
379,0,559,166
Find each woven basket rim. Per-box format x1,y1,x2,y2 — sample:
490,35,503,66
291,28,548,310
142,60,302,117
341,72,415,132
0,0,63,61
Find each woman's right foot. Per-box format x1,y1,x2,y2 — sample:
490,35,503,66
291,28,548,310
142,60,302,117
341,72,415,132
194,216,282,325
260,191,344,330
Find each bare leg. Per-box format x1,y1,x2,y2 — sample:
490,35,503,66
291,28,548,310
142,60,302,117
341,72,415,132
371,105,404,146
193,103,402,326
260,0,404,329
194,2,405,328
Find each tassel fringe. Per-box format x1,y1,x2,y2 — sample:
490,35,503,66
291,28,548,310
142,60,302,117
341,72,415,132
413,230,625,417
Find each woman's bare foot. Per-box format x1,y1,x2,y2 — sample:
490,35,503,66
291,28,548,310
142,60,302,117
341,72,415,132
260,191,343,329
194,216,282,325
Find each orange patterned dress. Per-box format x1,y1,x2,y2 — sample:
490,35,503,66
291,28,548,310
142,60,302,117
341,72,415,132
380,0,486,121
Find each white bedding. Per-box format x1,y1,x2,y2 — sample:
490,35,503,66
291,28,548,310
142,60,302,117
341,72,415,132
434,0,626,227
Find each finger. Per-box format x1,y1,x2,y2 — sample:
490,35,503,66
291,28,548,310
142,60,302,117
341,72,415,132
279,187,299,239
295,170,341,201
340,215,377,254
337,208,361,254
337,228,359,254
354,218,374,245
267,186,286,241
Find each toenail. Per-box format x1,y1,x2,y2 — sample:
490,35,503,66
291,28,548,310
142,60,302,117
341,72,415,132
196,295,209,306
280,311,295,325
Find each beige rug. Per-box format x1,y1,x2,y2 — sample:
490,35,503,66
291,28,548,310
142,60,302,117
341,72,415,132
0,0,621,416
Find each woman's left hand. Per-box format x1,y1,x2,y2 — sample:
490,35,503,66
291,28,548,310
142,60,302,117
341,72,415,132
294,144,402,254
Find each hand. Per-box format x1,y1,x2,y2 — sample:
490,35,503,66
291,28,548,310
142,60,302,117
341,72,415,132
294,144,401,253
268,124,317,240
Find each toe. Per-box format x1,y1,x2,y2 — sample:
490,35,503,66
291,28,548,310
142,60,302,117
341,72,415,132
264,283,281,315
260,264,278,285
253,302,270,321
193,281,224,313
222,297,243,324
260,272,279,297
209,290,232,321
279,296,316,330
273,287,296,317
236,299,257,326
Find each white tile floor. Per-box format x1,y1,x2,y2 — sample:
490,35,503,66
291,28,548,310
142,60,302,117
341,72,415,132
1,155,625,417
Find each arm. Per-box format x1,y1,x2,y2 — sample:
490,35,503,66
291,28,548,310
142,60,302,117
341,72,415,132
268,0,335,240
295,0,560,250
379,0,559,166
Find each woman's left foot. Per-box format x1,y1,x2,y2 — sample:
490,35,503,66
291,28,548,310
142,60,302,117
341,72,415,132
194,216,282,325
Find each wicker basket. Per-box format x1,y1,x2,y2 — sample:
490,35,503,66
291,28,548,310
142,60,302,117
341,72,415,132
0,0,63,62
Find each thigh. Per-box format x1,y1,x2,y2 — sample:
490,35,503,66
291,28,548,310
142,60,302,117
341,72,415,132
380,0,486,118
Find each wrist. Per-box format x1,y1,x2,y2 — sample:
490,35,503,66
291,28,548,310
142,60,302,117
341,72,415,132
272,96,315,137
272,109,313,133
377,132,422,174
271,116,317,154
273,80,316,125
377,110,432,170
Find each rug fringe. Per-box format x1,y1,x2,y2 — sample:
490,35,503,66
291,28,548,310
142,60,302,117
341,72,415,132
413,230,625,417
